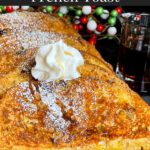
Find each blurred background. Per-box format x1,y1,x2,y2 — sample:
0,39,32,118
96,7,150,71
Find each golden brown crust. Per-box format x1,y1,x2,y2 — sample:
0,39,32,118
0,11,150,149
8,138,150,150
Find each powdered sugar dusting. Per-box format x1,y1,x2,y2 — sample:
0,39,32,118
13,80,89,134
0,12,65,53
20,31,61,50
39,82,71,131
17,82,34,102
15,82,37,114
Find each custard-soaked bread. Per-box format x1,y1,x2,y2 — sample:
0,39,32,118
0,11,150,149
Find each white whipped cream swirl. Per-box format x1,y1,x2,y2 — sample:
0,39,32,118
31,40,84,81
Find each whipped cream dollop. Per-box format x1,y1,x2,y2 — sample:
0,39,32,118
31,40,84,81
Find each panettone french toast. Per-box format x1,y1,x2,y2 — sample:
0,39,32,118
0,11,150,149
0,11,111,96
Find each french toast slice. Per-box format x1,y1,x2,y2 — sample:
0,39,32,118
0,76,150,149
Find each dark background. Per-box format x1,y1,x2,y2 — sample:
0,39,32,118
96,6,150,71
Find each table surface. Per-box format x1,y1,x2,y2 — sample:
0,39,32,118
142,96,150,105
